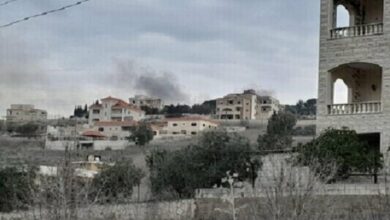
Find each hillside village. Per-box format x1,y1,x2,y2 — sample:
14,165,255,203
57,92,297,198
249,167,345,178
3,0,390,219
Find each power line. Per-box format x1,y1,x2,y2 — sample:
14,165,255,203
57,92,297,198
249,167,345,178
0,0,92,29
0,0,18,7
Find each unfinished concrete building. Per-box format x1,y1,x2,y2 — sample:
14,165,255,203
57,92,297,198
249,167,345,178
317,0,388,162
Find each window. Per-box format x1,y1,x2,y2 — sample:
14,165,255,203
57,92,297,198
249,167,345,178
191,123,197,126
93,109,100,114
203,124,206,127
98,127,104,132
181,130,187,134
237,101,241,104
236,107,241,111
191,132,197,135
336,5,350,28
333,79,349,104
173,123,178,127
228,100,234,105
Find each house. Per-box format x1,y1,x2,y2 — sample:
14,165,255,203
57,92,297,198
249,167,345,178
159,116,219,136
88,96,145,125
91,120,138,140
129,95,163,110
46,124,88,141
6,104,47,123
216,90,279,121
316,1,386,160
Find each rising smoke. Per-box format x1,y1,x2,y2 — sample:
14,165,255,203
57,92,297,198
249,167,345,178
112,60,189,104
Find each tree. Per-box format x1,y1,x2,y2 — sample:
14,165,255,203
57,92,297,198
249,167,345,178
73,104,88,118
285,98,317,116
191,100,216,115
0,167,35,212
140,106,160,115
15,122,41,137
91,160,144,203
296,128,383,182
147,131,261,198
258,112,297,151
127,123,154,146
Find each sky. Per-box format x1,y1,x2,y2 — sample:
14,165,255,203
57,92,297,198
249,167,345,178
0,0,324,118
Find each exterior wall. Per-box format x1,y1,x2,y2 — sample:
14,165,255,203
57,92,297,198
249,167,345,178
46,125,86,141
256,97,280,120
92,125,130,140
129,95,163,109
45,140,131,151
161,119,218,136
6,105,47,123
317,0,390,159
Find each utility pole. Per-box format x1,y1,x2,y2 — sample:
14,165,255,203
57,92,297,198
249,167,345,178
222,171,239,220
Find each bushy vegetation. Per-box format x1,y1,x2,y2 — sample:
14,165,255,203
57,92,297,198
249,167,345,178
285,98,316,116
6,122,44,137
0,167,35,212
91,160,144,203
258,112,297,151
293,125,316,136
296,128,383,182
147,131,261,198
127,123,154,146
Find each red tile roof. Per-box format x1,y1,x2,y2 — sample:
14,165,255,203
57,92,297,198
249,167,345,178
99,96,143,113
94,121,138,127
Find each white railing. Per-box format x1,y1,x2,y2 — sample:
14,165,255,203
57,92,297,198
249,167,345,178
330,23,383,39
328,101,381,115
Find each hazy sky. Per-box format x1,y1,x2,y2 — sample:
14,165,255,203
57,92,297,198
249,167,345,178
0,0,322,117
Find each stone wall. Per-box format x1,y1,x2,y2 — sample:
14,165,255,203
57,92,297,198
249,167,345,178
0,200,195,220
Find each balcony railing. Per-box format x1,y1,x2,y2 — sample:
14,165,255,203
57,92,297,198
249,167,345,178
328,101,381,115
330,23,383,39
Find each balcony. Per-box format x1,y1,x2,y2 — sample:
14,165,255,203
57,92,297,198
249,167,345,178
328,101,381,115
330,23,383,39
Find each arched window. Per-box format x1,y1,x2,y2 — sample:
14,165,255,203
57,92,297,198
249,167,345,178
336,5,350,27
333,79,349,104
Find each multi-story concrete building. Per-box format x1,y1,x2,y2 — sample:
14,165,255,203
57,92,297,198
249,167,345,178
88,96,145,125
316,0,386,158
216,90,279,120
129,95,163,110
6,104,47,123
159,116,219,136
